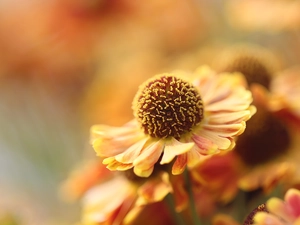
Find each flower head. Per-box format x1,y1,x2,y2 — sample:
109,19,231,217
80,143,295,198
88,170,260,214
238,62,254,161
91,66,255,177
132,74,204,139
254,189,300,225
214,44,282,90
69,162,175,225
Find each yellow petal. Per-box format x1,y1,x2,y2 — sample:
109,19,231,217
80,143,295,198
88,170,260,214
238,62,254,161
133,140,164,170
197,130,232,150
115,138,148,163
160,138,195,165
192,134,218,154
254,212,283,225
134,166,154,178
267,197,296,223
202,122,246,137
207,110,253,124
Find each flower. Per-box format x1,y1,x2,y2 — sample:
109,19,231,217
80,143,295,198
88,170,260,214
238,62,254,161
270,67,300,126
191,151,246,204
244,204,268,225
66,162,175,225
213,44,283,91
211,204,268,225
254,189,300,225
193,86,295,197
91,66,255,177
210,44,299,192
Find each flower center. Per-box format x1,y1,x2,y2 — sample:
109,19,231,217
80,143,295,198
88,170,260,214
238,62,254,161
224,55,272,89
235,105,290,165
133,74,203,139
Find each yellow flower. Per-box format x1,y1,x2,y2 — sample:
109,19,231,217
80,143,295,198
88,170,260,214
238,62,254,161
254,189,300,225
91,66,255,177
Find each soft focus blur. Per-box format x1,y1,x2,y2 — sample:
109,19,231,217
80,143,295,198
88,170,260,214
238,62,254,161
1,0,300,224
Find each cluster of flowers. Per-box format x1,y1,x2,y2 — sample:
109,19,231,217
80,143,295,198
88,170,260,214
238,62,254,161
63,46,300,225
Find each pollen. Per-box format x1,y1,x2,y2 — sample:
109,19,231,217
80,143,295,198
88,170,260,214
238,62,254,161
133,74,203,139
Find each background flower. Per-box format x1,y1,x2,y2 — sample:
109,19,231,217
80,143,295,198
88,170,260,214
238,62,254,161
254,189,300,225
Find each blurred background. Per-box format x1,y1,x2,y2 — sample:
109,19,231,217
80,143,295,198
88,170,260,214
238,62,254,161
1,0,300,224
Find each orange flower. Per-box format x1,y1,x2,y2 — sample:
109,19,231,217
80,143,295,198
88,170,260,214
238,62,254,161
79,171,174,225
62,159,186,224
91,66,255,177
191,151,246,204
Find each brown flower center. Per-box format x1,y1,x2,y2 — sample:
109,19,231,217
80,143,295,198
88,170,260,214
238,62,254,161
133,74,203,139
243,203,268,225
235,105,290,165
223,55,272,89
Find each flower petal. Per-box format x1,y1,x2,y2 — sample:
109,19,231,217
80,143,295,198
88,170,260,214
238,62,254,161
192,134,218,154
91,123,144,157
187,147,209,168
133,140,164,170
266,197,295,224
202,122,246,137
133,166,154,178
82,176,135,223
254,212,283,225
207,110,254,124
172,154,188,175
136,172,172,206
285,189,300,218
196,129,233,150
103,157,133,171
160,138,195,165
115,138,149,164
205,88,252,112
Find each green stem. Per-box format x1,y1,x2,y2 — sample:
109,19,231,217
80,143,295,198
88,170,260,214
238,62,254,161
183,169,202,225
164,194,186,225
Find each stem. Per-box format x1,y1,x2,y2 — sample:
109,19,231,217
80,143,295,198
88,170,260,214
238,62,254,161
164,194,186,225
183,169,202,225
233,190,246,223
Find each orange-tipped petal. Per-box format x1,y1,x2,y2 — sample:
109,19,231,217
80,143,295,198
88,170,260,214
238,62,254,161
160,138,194,164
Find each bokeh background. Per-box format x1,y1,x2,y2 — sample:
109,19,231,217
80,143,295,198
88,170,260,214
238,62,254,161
1,0,300,224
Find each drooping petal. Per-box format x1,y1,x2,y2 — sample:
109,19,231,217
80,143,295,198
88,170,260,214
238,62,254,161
82,176,136,224
103,157,133,171
186,147,209,168
205,88,252,112
202,122,246,137
172,153,188,175
195,129,233,151
133,166,154,178
115,137,149,164
136,172,172,206
207,110,254,124
160,138,195,165
133,140,165,170
192,134,218,154
91,122,144,158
